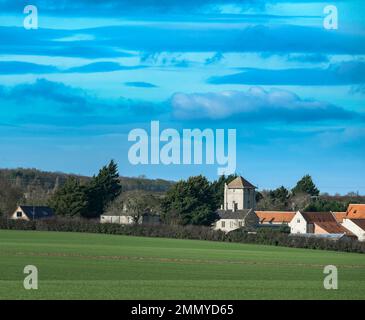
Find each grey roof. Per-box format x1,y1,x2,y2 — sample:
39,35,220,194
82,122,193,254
227,176,256,189
217,209,253,219
19,206,54,219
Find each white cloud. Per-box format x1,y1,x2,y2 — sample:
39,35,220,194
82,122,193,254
171,87,358,122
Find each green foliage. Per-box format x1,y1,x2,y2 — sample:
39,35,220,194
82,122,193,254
304,198,348,212
269,186,289,203
1,218,364,254
48,177,88,217
255,191,264,203
85,160,122,218
161,175,218,225
49,160,121,218
292,174,320,196
0,178,24,216
268,186,290,209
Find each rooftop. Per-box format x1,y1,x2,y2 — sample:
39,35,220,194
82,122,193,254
346,204,365,219
255,211,295,223
227,176,256,189
217,209,254,219
18,206,54,219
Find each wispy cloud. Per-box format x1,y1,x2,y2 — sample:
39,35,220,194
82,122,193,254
124,82,158,88
170,87,363,122
208,61,365,86
0,61,146,74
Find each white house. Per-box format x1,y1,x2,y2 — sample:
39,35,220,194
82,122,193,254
341,219,365,241
288,211,355,238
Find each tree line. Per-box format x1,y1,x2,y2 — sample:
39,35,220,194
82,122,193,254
0,162,364,223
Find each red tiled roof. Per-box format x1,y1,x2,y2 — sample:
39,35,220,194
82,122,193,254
332,212,347,223
301,212,337,223
255,211,295,223
346,204,365,219
314,222,354,235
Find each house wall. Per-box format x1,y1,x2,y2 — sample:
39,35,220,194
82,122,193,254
225,187,244,210
100,215,160,225
100,215,134,224
314,224,329,235
260,221,289,225
288,211,308,234
244,188,256,209
10,207,29,221
342,219,365,241
214,219,245,233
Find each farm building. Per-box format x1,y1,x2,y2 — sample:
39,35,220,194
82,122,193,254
345,204,365,219
288,211,355,238
10,205,54,221
342,219,365,241
255,211,295,226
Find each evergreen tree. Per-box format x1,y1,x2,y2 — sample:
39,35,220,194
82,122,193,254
161,175,218,225
292,174,320,196
269,186,290,209
85,160,122,218
49,177,88,217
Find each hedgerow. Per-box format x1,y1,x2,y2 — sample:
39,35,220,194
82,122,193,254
0,217,364,254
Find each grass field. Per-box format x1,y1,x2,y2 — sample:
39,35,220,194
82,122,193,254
0,230,364,300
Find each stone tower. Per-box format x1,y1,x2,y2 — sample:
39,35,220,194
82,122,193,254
224,176,256,210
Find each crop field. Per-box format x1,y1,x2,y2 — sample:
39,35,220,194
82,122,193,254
0,230,364,300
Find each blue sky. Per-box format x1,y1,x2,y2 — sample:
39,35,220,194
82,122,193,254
0,0,364,194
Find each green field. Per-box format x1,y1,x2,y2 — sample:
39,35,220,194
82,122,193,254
0,230,364,300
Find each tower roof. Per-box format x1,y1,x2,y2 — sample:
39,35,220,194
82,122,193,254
227,176,256,189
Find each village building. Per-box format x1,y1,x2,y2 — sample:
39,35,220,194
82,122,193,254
332,211,347,223
288,211,355,238
255,211,295,226
100,212,160,225
223,176,256,211
341,219,365,241
10,205,54,221
214,176,259,232
214,209,259,233
345,204,365,219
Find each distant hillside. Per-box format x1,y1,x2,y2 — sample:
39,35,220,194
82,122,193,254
0,168,174,192
0,168,174,215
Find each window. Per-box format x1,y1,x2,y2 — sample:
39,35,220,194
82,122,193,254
239,221,243,227
16,211,22,217
297,219,300,223
221,221,225,228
